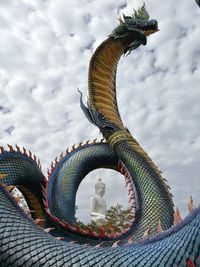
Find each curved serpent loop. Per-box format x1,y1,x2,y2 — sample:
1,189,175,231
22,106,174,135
0,3,200,267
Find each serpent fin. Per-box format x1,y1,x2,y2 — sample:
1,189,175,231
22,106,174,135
127,236,134,244
142,225,151,240
112,240,120,248
56,237,64,241
186,257,195,267
78,89,98,125
157,220,163,234
174,207,182,225
79,89,118,131
95,242,104,248
187,196,194,213
44,227,55,233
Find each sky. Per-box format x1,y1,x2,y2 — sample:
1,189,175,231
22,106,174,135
0,0,199,224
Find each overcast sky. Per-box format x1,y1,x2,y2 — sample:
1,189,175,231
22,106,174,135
0,0,199,223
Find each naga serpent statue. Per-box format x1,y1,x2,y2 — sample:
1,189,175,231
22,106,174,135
0,3,200,267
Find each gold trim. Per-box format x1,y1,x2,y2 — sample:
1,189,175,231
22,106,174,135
108,129,137,148
108,130,164,183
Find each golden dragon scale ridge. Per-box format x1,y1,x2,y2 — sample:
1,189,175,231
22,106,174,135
88,31,173,210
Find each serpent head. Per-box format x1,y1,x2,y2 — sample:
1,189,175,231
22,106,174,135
195,0,200,7
110,3,158,54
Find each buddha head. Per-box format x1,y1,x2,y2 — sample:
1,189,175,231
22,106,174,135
95,178,106,197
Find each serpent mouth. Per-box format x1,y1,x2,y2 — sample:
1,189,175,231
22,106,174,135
141,20,159,36
121,19,159,55
144,28,159,36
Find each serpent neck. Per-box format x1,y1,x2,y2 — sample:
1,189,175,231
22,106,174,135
88,36,171,196
88,36,174,237
88,37,125,129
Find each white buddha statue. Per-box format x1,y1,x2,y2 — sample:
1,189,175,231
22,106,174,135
90,178,107,226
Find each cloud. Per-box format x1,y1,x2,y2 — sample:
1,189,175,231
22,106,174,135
0,0,199,223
